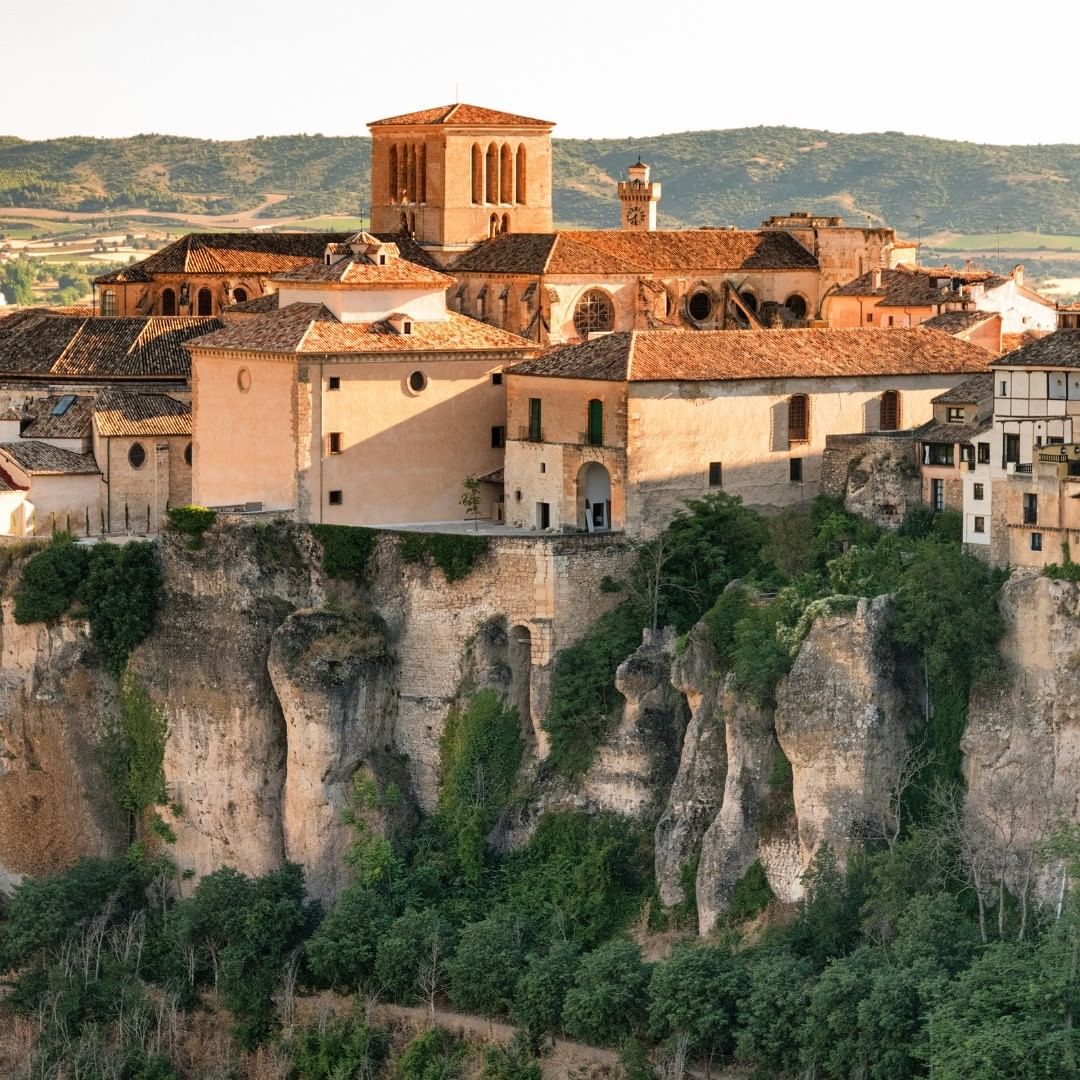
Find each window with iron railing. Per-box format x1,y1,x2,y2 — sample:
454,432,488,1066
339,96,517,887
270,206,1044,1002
1023,493,1038,525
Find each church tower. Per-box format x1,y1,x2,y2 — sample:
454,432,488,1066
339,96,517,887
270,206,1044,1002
618,159,661,232
368,104,555,265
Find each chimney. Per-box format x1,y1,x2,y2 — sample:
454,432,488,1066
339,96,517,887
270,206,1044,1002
1013,264,1025,287
871,267,882,290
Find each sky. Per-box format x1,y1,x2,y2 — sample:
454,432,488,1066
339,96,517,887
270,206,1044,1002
4,0,1079,145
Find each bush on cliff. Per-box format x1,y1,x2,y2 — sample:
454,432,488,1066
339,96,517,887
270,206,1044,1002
13,532,88,623
398,531,490,583
311,523,378,582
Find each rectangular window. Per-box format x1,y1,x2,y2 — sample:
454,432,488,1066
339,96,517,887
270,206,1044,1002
491,372,503,385
974,516,985,534
1031,532,1043,552
587,399,604,446
925,443,955,466
974,482,985,500
491,425,506,449
947,407,965,423
888,315,895,327
1000,380,1008,396
978,442,990,464
1005,434,1020,465
328,376,341,391
328,490,343,505
932,478,945,512
528,398,542,441
708,462,723,488
789,457,803,482
101,290,117,317
537,502,550,530
866,312,874,323
1023,493,1038,525
788,395,810,443
328,432,343,454
961,445,974,464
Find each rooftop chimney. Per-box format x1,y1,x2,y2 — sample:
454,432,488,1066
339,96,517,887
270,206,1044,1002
1013,264,1025,287
871,267,882,290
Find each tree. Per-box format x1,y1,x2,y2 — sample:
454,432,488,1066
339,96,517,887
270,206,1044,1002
513,938,581,1045
736,947,812,1077
12,533,88,624
648,943,746,1072
374,909,455,1004
448,910,534,1017
305,884,394,990
563,938,650,1046
460,475,482,529
0,258,35,305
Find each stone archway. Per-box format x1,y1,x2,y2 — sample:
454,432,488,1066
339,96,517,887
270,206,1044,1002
578,461,612,532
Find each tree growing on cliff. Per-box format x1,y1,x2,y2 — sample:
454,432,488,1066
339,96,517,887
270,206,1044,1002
460,475,482,530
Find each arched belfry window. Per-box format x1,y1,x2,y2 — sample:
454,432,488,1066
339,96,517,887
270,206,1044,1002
472,144,483,204
388,144,399,201
486,143,498,204
500,143,513,204
489,213,499,239
406,144,417,203
502,213,510,235
516,144,527,204
573,290,615,338
418,143,427,203
788,394,810,444
160,288,176,315
880,390,901,431
197,287,213,316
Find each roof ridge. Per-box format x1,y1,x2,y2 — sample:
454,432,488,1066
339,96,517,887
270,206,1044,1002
53,317,90,371
626,330,638,381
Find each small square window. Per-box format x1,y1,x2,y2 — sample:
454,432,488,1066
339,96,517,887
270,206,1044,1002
947,407,965,423
974,516,986,534
328,490,343,505
789,457,803,482
491,425,506,448
888,315,895,327
491,372,503,385
328,376,341,391
328,432,343,454
973,483,984,500
866,312,874,324
1031,532,1043,552
708,462,722,488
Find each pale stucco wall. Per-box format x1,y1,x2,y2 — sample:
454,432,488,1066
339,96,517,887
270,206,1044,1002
275,284,449,323
22,474,101,535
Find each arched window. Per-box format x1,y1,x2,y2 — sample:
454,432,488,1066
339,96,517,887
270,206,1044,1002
516,144,527,204
489,213,499,239
785,294,808,319
197,287,213,316
472,144,483,204
573,290,615,338
687,289,713,322
486,143,498,204
388,144,399,201
500,143,513,204
788,394,810,444
184,442,192,466
160,288,176,315
739,290,759,314
880,390,901,431
406,144,416,203
409,212,416,235
502,213,510,235
232,287,247,305
418,142,427,203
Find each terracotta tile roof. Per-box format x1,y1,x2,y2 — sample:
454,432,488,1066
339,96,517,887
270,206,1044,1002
832,265,1009,307
0,315,221,380
931,372,994,404
511,327,992,383
368,103,553,128
223,291,279,315
272,254,453,289
922,310,997,334
0,441,98,475
93,392,191,437
892,239,919,249
1058,301,1080,313
19,395,93,439
0,465,25,491
991,329,1080,368
917,419,984,443
449,229,818,275
188,305,535,356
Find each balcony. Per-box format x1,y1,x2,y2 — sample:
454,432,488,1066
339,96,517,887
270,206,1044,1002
1006,462,1033,476
1023,508,1038,525
578,431,605,448
518,426,544,443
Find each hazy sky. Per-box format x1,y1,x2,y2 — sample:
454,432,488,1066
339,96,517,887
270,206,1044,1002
5,0,1079,144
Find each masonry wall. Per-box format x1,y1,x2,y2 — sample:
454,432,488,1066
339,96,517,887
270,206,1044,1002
94,431,192,532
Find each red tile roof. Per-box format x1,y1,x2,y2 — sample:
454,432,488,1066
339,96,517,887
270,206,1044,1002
449,229,818,275
0,441,98,476
93,392,191,437
273,254,453,290
510,327,993,383
188,304,536,357
368,103,554,128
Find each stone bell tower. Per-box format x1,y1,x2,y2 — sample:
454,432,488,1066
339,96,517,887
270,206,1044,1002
618,159,661,232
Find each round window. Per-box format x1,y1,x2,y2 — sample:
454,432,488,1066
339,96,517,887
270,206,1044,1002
128,442,146,469
237,367,252,393
687,290,713,321
739,290,759,315
573,290,615,337
785,294,808,319
184,442,192,466
408,370,428,393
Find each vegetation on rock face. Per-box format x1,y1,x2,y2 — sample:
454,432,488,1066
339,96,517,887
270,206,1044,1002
398,531,490,583
12,532,88,623
311,522,379,582
165,504,217,547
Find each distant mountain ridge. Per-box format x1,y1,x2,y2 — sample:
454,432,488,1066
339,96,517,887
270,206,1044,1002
1,126,1079,235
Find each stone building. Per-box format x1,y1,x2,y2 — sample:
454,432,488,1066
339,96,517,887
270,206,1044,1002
501,326,992,535
186,233,537,524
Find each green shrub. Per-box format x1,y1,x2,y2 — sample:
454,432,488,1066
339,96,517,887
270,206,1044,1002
479,1042,543,1080
290,1012,389,1080
306,884,394,990
439,689,524,880
449,910,535,1016
311,523,378,582
759,748,795,840
398,1030,466,1080
99,670,169,821
728,860,775,922
165,505,216,546
730,601,795,708
563,938,650,1045
513,939,581,1041
542,603,643,778
80,541,162,675
13,533,88,623
398,532,489,582
374,908,456,1004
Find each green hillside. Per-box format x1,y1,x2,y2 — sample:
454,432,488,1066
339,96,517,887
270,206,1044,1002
1,126,1078,234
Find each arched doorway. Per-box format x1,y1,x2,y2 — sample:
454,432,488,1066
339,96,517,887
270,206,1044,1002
197,287,213,316
232,287,248,305
160,288,176,315
578,462,612,532
508,624,533,741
